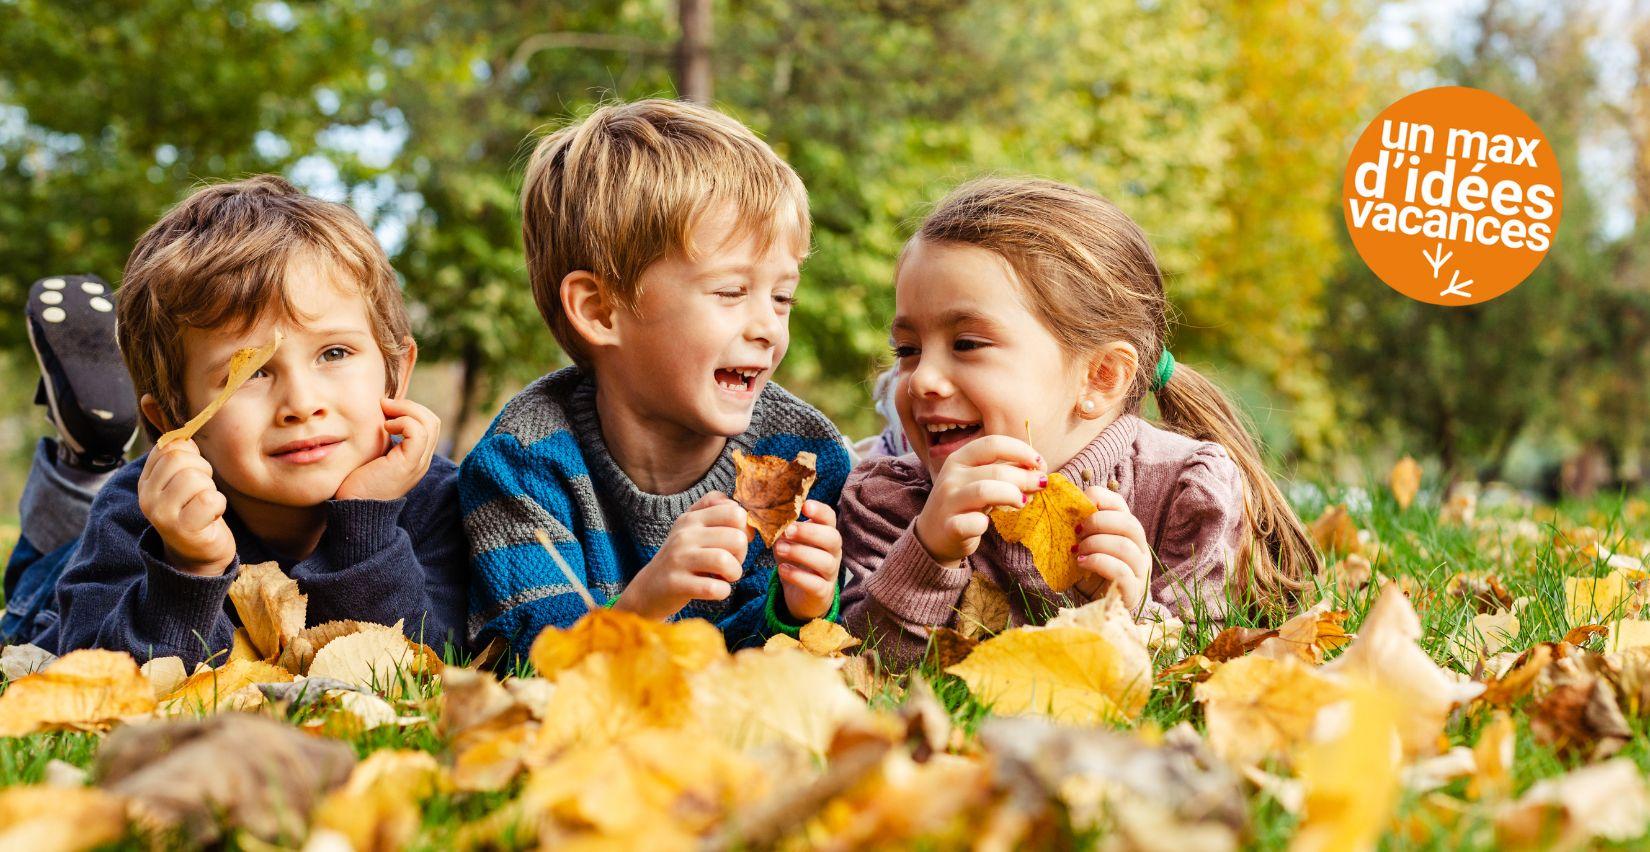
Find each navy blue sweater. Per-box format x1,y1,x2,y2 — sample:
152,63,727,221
38,452,468,668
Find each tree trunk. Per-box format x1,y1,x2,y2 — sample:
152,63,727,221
676,0,712,103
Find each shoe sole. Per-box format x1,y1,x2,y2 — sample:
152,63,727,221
26,275,137,461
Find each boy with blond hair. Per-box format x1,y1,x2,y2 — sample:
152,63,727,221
17,176,467,666
463,99,850,659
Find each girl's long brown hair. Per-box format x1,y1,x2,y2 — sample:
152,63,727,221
914,177,1317,610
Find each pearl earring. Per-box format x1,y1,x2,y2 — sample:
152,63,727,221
1081,399,1096,414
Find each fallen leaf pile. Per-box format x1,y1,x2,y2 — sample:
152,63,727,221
5,463,1650,849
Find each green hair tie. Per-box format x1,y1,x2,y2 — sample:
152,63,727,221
1150,349,1175,393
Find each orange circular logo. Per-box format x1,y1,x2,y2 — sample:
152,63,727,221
1342,86,1562,306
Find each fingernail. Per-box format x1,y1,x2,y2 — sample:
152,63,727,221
1069,544,1077,553
784,525,796,538
1021,493,1030,505
1038,475,1048,488
1075,523,1082,533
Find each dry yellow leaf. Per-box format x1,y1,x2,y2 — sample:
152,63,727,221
529,608,726,678
1322,584,1485,758
1446,611,1521,664
276,619,372,675
1389,456,1422,510
228,628,260,664
139,656,187,699
159,659,292,714
988,472,1095,592
691,646,867,756
1470,712,1516,801
948,623,1150,725
313,749,446,852
731,449,818,547
1291,685,1401,852
533,643,694,757
227,560,306,660
1609,619,1650,653
1565,569,1633,626
157,332,282,447
1495,758,1650,849
1257,599,1353,664
453,720,537,792
0,649,156,736
1196,654,1346,767
307,626,427,695
0,785,128,852
955,571,1012,639
798,619,860,656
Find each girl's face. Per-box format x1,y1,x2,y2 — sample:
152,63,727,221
890,238,1103,475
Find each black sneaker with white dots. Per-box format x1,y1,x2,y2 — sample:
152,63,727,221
25,274,137,472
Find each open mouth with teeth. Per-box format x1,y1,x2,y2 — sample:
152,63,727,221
714,367,764,395
924,420,983,456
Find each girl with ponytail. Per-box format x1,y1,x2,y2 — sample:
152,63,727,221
839,177,1318,668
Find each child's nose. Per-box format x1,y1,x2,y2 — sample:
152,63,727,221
275,374,327,423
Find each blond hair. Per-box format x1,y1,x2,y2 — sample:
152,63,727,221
118,175,411,436
520,99,809,367
911,177,1318,611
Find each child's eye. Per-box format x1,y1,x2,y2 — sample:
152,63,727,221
954,338,986,352
716,288,745,300
891,344,918,359
774,292,796,306
320,346,351,363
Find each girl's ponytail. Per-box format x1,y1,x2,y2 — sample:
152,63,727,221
1153,358,1318,611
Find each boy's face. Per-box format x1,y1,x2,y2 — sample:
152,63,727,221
603,206,803,438
171,252,399,509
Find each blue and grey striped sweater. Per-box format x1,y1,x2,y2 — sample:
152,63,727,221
460,366,850,661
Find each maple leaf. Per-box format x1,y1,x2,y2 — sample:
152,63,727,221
947,624,1150,724
731,449,818,547
0,649,156,736
1389,455,1422,510
988,472,1094,592
156,332,282,447
226,560,306,660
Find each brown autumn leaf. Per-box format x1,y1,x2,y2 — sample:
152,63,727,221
925,626,980,671
226,560,306,660
1481,644,1558,707
1528,664,1630,761
1390,456,1422,510
0,785,129,852
989,472,1095,592
156,332,282,448
275,619,373,675
1447,571,1515,613
1308,504,1361,557
1255,601,1353,665
1563,624,1608,647
1201,627,1279,662
955,571,1012,640
0,649,156,736
731,449,818,547
1195,653,1346,766
1320,553,1373,599
96,712,355,845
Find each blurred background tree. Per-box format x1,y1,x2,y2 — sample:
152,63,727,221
0,0,1646,502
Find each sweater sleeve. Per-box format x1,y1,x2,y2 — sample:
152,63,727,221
461,430,596,664
295,456,468,656
839,457,972,670
1149,445,1244,623
49,464,241,667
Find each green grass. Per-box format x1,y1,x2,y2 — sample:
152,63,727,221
4,477,1650,849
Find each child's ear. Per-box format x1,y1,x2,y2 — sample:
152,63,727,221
560,270,622,349
392,336,419,399
1083,342,1140,411
138,393,171,435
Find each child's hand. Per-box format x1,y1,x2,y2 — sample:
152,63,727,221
773,500,841,621
1073,485,1152,612
335,397,440,502
915,435,1046,565
137,439,235,576
616,492,748,620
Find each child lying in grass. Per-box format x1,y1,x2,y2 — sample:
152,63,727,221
11,176,466,667
840,177,1321,668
